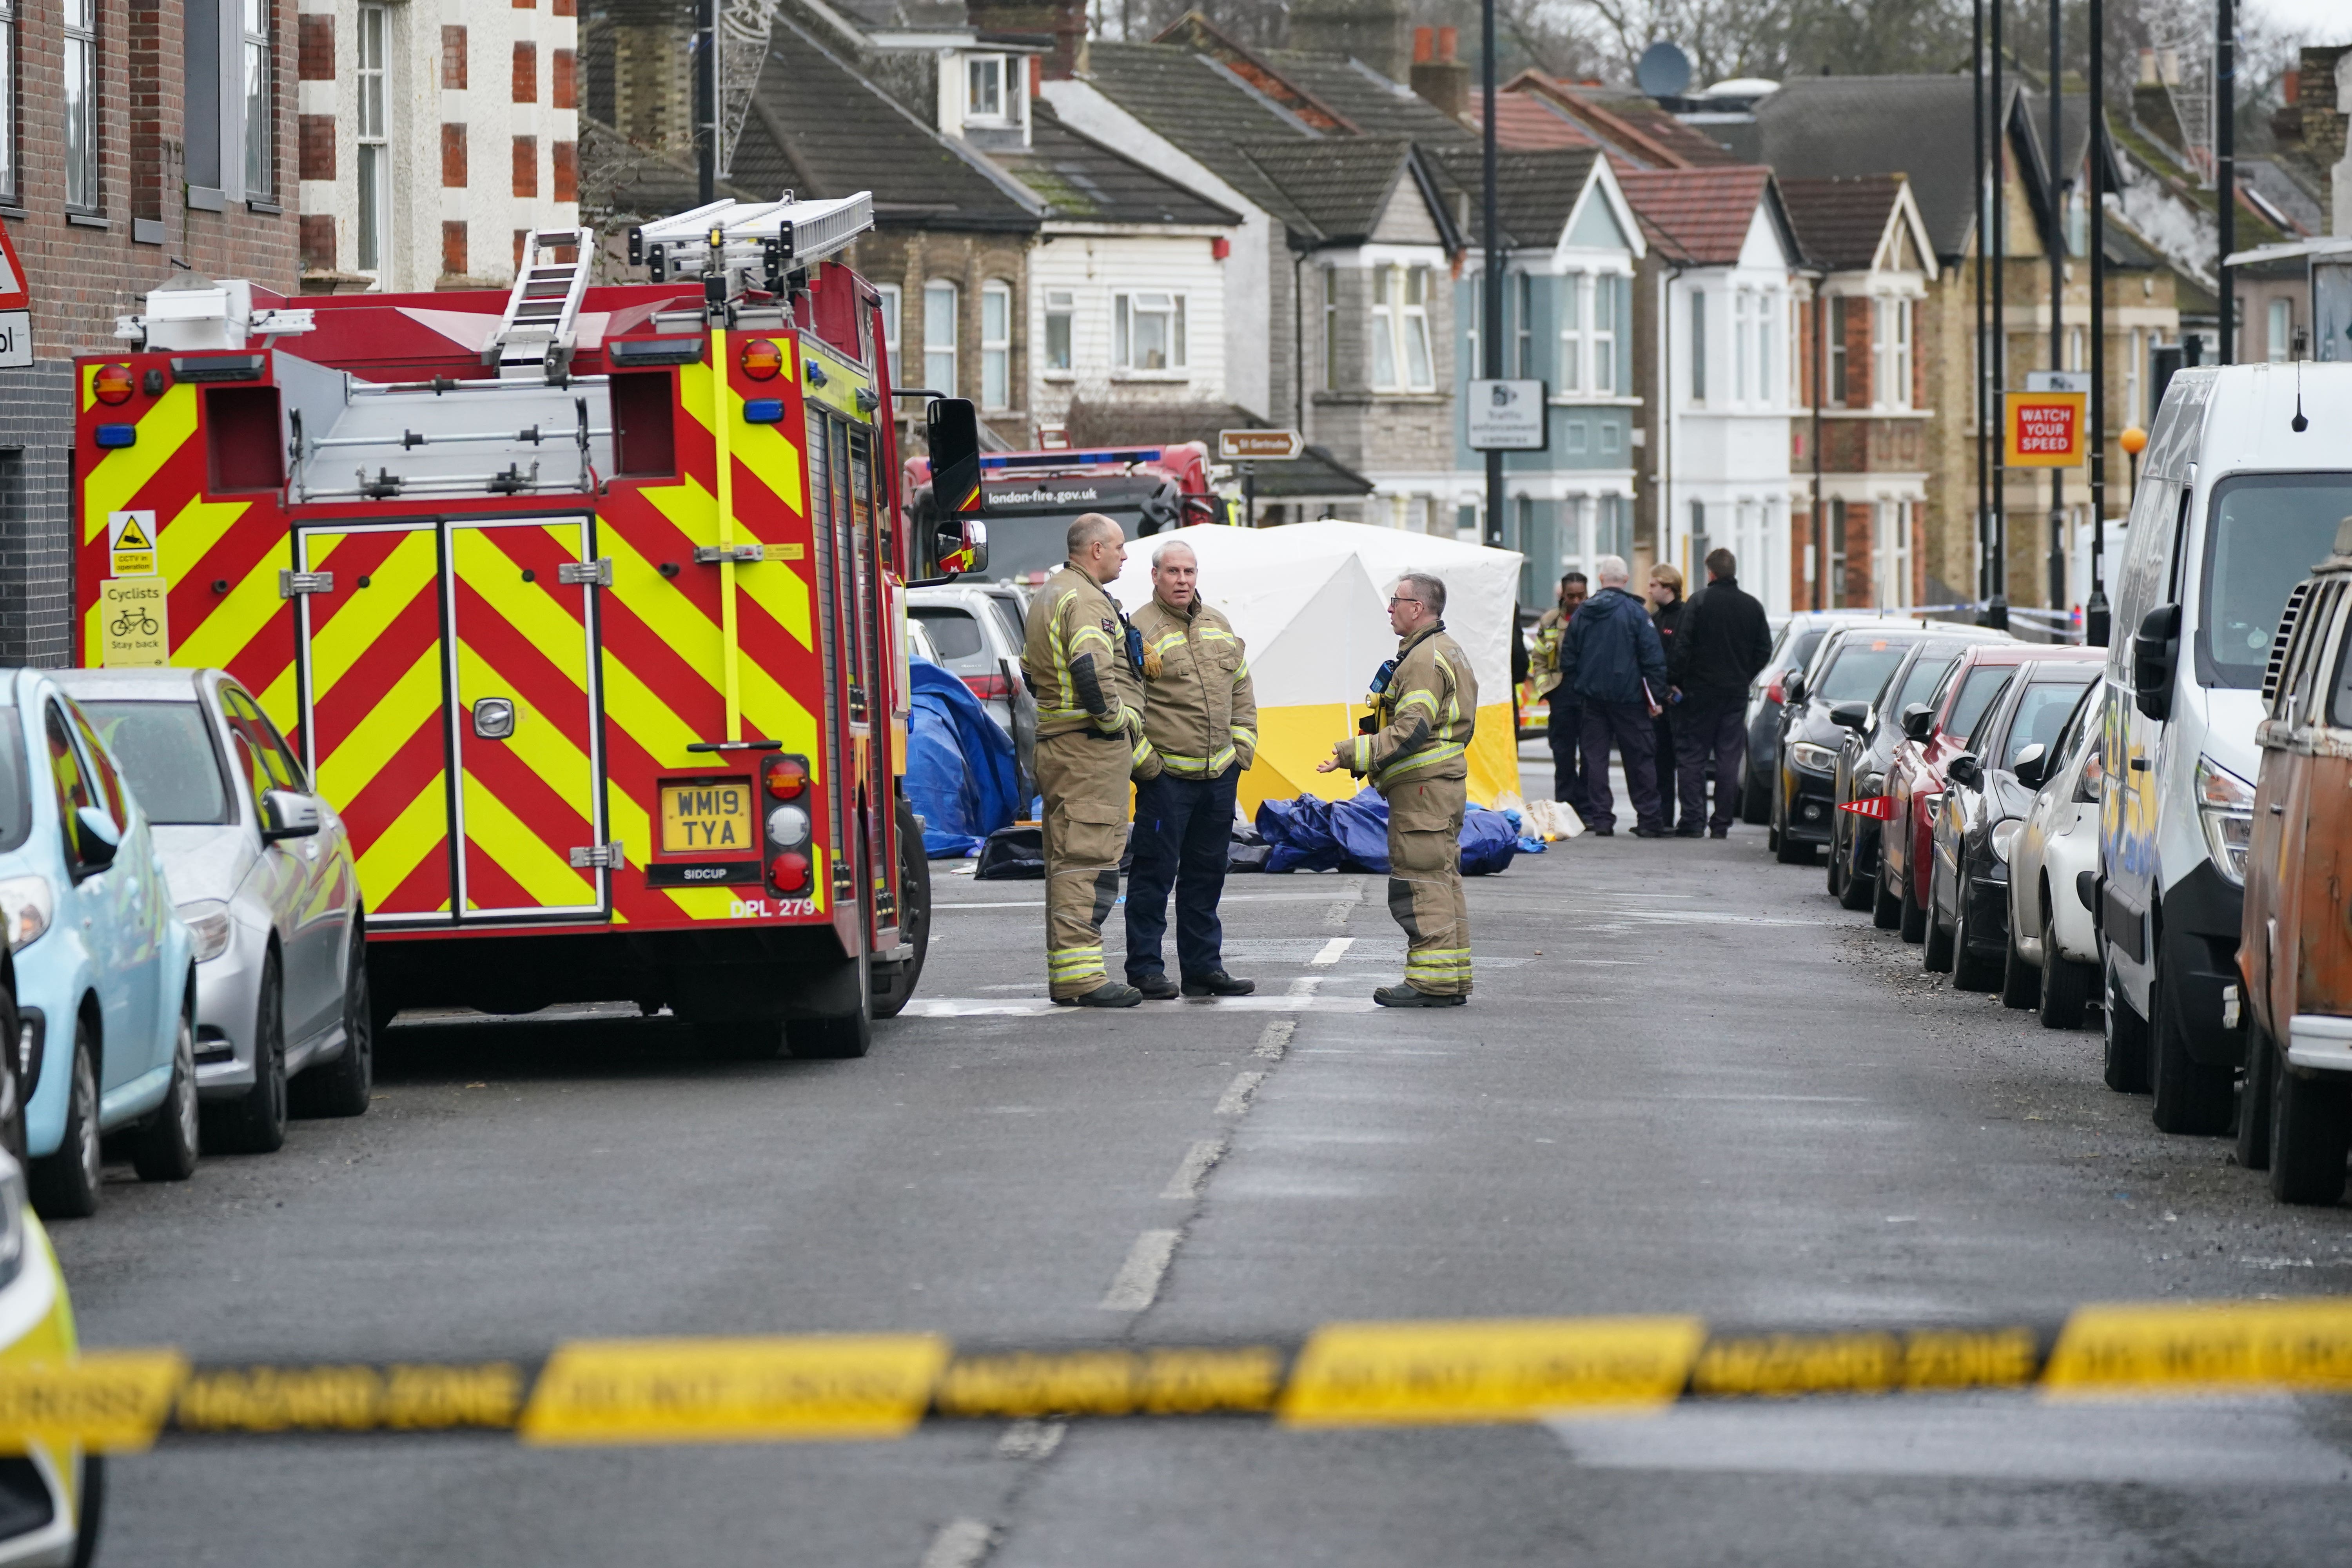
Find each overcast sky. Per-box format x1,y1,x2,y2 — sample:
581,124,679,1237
2249,0,2352,47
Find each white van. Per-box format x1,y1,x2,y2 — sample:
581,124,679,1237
2099,363,2352,1133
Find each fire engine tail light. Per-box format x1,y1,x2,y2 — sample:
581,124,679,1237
740,339,784,380
766,804,811,848
769,852,811,896
93,364,135,405
763,754,809,801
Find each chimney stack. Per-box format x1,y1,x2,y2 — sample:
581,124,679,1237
967,0,1086,80
1289,0,1410,84
1411,22,1470,123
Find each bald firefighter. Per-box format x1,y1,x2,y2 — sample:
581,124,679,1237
1318,570,1476,1007
1125,537,1257,999
1022,514,1160,1007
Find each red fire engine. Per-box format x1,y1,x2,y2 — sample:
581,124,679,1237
904,442,1220,582
74,196,987,1057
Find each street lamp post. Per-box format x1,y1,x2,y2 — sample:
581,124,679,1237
2047,0,2067,627
2086,0,2111,647
1481,0,1504,551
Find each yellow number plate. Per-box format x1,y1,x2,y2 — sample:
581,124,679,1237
660,782,753,855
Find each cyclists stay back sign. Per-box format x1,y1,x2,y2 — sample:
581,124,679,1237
101,509,167,666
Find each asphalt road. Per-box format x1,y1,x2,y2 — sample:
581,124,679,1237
50,747,2352,1564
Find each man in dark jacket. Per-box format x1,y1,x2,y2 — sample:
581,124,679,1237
1666,548,1774,838
1646,563,1689,831
1558,555,1668,837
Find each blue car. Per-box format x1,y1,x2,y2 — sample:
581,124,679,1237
0,670,198,1218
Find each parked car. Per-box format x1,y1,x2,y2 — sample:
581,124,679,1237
2235,521,2352,1203
0,671,198,1217
56,669,370,1156
1771,625,1933,864
1824,630,2008,916
1880,643,2040,946
2001,680,2107,1028
1742,612,1912,824
907,583,1027,734
2098,364,2352,1136
1922,653,2103,990
0,1145,103,1562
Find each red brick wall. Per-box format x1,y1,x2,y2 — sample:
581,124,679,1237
442,26,468,91
9,0,298,358
513,42,537,103
443,125,469,189
552,49,576,110
442,221,468,279
512,137,537,198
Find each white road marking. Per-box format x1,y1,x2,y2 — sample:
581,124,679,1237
902,995,1375,1018
1548,1396,2352,1483
1160,1138,1228,1200
1309,936,1355,965
1100,1228,1181,1310
1215,1070,1266,1117
996,1418,1066,1461
1592,909,1820,927
1287,974,1322,998
938,892,1370,912
1253,1018,1295,1060
919,1518,998,1568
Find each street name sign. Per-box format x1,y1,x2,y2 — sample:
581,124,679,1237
1217,429,1305,462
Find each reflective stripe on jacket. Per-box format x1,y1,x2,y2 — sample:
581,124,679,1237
1132,595,1258,778
1021,564,1144,742
1335,622,1477,791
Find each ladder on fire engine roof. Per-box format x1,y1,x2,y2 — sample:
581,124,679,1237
625,193,875,294
490,228,596,381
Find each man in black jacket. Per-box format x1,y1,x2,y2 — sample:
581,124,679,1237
1666,548,1773,838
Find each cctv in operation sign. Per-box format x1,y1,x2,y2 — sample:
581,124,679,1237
2003,391,2087,468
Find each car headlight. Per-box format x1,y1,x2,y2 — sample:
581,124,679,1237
765,804,811,848
179,899,234,964
2195,755,2256,886
0,875,52,953
1790,742,1839,773
0,1154,26,1294
1989,818,2025,864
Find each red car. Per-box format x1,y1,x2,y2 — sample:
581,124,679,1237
1881,644,2099,942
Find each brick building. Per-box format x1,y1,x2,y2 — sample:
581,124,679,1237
0,0,301,662
294,0,579,290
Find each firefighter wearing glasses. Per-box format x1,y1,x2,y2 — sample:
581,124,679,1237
1318,570,1476,1007
1022,514,1161,1007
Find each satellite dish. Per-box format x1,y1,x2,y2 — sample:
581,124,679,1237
1637,41,1691,100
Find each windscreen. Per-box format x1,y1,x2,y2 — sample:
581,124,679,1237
0,708,26,853
2198,474,2352,689
910,607,989,671
1945,664,2011,740
1818,639,1911,702
1786,628,1828,677
2002,675,2098,769
77,700,233,825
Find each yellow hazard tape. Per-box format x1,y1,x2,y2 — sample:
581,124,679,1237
7,1298,2352,1451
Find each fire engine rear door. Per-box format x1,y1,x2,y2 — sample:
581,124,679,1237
298,523,456,923
446,517,609,919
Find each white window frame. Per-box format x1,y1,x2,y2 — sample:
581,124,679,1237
63,0,96,212
924,280,958,395
2268,298,2291,363
876,284,901,377
980,279,1011,409
1734,290,1751,402
1321,267,1338,391
1891,298,1914,410
1043,288,1073,374
1875,500,1915,608
1871,298,1891,410
1558,274,1583,394
1114,289,1186,374
0,0,19,205
1591,274,1616,395
1687,287,1706,405
1463,273,1479,384
242,0,272,199
356,3,390,273
1512,272,1534,379
2127,327,2144,426
965,54,1010,125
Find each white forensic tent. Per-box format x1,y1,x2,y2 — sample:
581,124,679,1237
1107,521,1524,812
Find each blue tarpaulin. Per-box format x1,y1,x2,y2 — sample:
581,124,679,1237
1254,788,1518,876
907,660,1019,858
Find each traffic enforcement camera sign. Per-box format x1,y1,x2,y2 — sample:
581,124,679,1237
2004,391,2086,468
1467,380,1546,451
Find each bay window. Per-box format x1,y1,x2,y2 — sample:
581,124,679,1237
1558,274,1583,394
1592,274,1616,394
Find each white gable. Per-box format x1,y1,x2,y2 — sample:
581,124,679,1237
1736,202,1795,270
1372,175,1442,244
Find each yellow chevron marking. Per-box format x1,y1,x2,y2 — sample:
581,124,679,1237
455,637,595,830
676,355,805,521
315,644,443,806
309,531,439,699
355,776,450,916
605,776,653,884
452,527,592,696
663,884,742,920
459,773,594,911
733,558,813,650
83,383,198,544
170,502,286,675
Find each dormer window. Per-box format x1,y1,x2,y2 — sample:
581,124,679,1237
967,54,1012,124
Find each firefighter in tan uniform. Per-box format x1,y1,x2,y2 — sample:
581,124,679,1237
1318,570,1476,1007
1124,539,1258,999
1021,514,1160,1007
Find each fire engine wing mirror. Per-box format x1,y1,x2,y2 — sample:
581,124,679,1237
926,398,987,521
935,519,988,580
259,790,321,844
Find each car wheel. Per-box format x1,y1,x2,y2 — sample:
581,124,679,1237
1898,859,1928,944
1825,817,1844,896
2102,954,2151,1093
1922,858,1955,973
1872,838,1904,929
1951,869,2002,992
1740,757,1771,824
69,1452,103,1568
131,1005,199,1183
787,951,873,1060
2148,958,2233,1136
1838,830,1875,912
30,1019,101,1219
291,930,374,1120
2269,1052,2348,1205
1774,800,1811,864
203,949,287,1154
1999,918,2038,1008
2036,907,2091,1030
869,798,931,1022
2235,1022,2274,1172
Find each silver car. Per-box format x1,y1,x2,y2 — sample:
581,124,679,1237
55,669,370,1153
